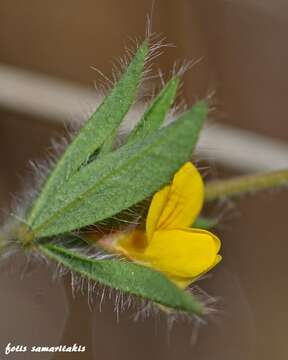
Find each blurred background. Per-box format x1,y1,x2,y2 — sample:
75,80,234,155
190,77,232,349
0,1,288,359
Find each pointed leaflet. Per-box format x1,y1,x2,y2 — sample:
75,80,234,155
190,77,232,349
126,77,179,143
32,101,208,238
27,41,149,226
40,243,203,315
97,76,179,156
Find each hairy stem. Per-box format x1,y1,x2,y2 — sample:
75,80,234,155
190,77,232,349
205,169,288,202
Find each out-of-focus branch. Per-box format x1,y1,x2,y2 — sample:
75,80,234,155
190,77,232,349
0,63,288,173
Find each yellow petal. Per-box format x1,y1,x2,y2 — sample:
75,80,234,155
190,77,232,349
146,163,204,239
213,254,222,267
144,228,220,279
146,185,170,241
112,229,148,262
169,254,222,289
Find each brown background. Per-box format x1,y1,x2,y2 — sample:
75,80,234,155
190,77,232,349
0,1,287,359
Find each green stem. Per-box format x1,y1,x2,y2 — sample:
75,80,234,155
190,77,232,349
205,169,288,202
0,235,7,254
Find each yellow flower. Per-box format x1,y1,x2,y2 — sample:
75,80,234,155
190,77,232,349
109,162,221,289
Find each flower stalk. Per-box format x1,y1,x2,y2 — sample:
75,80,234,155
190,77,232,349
205,169,288,202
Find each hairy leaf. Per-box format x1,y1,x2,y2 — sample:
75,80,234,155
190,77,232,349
27,41,149,226
126,77,180,143
32,102,208,237
39,243,204,315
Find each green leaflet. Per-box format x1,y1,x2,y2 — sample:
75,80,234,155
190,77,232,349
98,76,180,156
98,131,117,156
32,101,208,238
27,41,149,226
39,243,204,315
126,77,180,143
193,216,218,230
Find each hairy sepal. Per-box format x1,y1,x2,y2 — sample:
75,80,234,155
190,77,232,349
39,243,204,315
